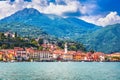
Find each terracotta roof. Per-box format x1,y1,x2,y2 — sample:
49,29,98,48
67,51,76,54
0,51,5,54
14,47,24,51
92,52,105,56
73,53,81,56
53,50,64,54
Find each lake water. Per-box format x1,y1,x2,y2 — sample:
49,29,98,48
0,62,120,80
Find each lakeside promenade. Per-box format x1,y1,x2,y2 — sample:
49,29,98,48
0,47,120,62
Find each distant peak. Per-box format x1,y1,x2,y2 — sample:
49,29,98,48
20,8,42,15
22,8,38,11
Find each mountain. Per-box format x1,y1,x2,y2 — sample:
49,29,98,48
0,8,119,53
81,24,120,53
0,8,101,39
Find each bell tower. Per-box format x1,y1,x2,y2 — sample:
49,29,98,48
64,42,68,54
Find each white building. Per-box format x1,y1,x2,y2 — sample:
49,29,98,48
4,32,15,38
30,51,52,61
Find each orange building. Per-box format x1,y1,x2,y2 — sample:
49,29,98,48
52,49,63,60
0,51,4,61
7,49,16,61
73,52,81,61
92,52,105,61
85,52,93,61
0,49,16,62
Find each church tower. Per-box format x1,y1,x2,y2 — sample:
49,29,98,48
64,42,68,54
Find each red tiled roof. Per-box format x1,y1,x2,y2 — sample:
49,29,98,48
53,49,64,54
0,51,5,54
92,52,105,56
14,47,24,51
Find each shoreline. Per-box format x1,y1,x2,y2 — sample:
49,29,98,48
0,61,120,63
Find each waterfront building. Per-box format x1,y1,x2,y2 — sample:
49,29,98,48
14,47,29,61
6,49,16,61
79,52,86,61
106,53,120,61
85,52,93,61
110,53,120,57
62,52,74,61
52,50,63,61
29,50,52,61
0,49,16,62
0,51,4,61
92,52,105,61
73,51,82,61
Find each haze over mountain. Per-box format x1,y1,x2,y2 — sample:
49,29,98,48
0,8,119,53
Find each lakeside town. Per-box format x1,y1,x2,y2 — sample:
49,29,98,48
0,32,120,62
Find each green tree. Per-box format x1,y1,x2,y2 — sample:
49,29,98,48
90,49,95,54
38,46,43,50
69,45,77,51
38,39,43,45
57,40,64,49
1,44,8,49
15,32,17,38
0,32,5,40
31,39,38,46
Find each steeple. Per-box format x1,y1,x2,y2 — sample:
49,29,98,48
64,42,68,54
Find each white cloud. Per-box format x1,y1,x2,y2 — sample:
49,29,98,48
80,15,102,25
0,0,29,19
0,0,119,27
0,1,14,19
30,0,90,16
96,12,120,26
80,12,120,27
40,1,78,15
0,0,96,19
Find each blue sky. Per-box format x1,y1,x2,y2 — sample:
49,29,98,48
0,0,120,26
96,0,120,15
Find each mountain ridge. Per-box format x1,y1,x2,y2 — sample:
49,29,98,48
81,24,120,53
0,8,119,53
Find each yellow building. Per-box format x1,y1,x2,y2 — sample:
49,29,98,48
0,54,2,61
0,51,4,61
73,53,81,61
110,53,120,61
